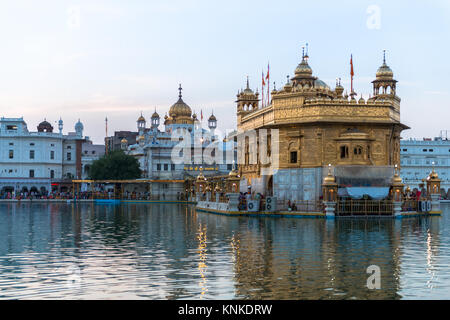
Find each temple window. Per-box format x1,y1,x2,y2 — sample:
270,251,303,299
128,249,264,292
340,146,349,159
290,151,297,164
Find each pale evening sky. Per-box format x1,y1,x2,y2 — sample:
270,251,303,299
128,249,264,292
0,0,449,144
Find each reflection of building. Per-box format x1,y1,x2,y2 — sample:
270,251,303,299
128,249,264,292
123,86,236,198
236,48,408,201
400,136,450,194
229,218,404,299
0,117,87,195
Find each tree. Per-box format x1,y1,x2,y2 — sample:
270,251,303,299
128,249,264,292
89,150,142,180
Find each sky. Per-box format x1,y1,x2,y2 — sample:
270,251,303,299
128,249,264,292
0,0,449,144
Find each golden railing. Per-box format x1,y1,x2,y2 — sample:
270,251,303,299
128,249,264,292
336,200,393,216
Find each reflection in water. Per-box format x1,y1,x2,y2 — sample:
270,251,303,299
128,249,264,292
0,202,449,299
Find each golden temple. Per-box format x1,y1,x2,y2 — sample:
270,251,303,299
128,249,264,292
236,48,409,200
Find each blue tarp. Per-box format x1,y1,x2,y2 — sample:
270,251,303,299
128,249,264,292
339,187,389,200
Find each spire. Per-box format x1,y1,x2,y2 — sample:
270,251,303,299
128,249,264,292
246,75,249,89
178,83,183,98
304,42,309,61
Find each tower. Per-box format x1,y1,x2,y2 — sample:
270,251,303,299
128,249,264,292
75,119,84,137
151,109,160,129
58,118,63,134
236,77,259,123
208,112,217,138
137,113,146,135
372,50,398,97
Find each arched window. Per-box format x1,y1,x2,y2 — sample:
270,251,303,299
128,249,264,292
340,146,349,159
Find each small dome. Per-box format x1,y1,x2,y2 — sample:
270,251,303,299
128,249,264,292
358,96,365,104
138,135,145,141
314,79,329,89
376,52,394,79
121,138,128,144
137,114,146,122
37,119,54,133
151,110,159,118
295,59,313,76
376,63,393,78
208,114,217,121
75,119,84,131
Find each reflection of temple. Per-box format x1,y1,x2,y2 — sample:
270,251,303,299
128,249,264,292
236,48,409,201
228,217,436,299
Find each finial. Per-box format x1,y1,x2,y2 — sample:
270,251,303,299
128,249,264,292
286,75,290,84
305,43,309,60
246,75,249,89
302,46,305,59
273,81,276,90
383,49,386,64
178,83,183,98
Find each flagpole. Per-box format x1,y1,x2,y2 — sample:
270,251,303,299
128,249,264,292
266,63,270,107
261,71,265,108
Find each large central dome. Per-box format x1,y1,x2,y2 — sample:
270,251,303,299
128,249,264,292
169,85,192,118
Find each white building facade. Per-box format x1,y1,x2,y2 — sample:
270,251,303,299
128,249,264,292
0,117,87,196
125,86,236,199
400,136,450,195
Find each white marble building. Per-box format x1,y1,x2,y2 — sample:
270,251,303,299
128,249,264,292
125,86,236,198
0,117,86,195
400,136,450,193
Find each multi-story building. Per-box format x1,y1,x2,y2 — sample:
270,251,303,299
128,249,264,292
0,117,86,196
81,138,105,179
400,135,450,195
236,48,408,201
124,85,236,199
105,131,138,153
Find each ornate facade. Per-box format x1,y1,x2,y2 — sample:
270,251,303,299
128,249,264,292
236,49,409,201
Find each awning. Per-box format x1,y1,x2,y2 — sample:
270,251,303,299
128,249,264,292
338,187,389,200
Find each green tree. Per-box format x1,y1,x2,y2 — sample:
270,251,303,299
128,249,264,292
89,150,142,180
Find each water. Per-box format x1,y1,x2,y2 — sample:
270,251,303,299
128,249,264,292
0,202,449,300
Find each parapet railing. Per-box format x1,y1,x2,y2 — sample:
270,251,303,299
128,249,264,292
336,200,394,216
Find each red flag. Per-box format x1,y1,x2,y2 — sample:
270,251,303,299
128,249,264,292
350,54,354,77
350,54,354,93
201,109,203,121
261,71,265,108
266,63,270,106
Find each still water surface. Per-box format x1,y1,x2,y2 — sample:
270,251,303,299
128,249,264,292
0,202,449,299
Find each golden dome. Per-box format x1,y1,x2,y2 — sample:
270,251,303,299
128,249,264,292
137,114,146,122
428,169,439,180
138,135,145,141
376,51,394,79
121,138,128,144
208,114,217,121
196,170,206,181
151,110,159,118
295,59,313,76
169,84,192,118
392,173,403,184
323,164,336,184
